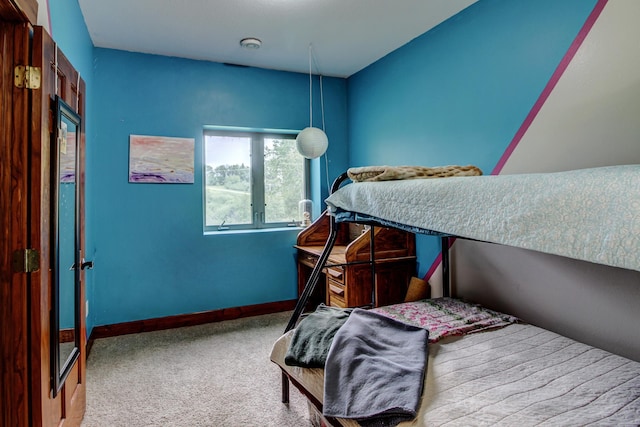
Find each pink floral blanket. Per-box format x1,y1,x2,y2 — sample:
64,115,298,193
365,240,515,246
371,298,518,343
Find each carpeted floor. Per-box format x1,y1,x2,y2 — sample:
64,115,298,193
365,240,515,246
81,311,310,427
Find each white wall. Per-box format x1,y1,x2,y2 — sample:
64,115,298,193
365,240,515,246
35,0,50,32
450,1,640,361
454,240,640,362
502,0,640,173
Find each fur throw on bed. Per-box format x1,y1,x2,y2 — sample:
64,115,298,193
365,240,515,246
347,165,482,182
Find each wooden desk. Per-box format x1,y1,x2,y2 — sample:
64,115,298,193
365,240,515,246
296,211,416,309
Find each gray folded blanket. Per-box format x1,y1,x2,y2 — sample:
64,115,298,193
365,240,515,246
285,304,353,368
323,308,429,426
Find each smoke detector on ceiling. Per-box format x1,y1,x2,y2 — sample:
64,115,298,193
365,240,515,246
240,38,262,50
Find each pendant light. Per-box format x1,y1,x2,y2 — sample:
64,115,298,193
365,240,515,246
296,45,328,159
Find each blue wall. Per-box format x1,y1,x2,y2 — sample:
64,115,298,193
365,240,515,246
347,0,598,277
48,0,598,330
48,0,348,331
49,0,96,334
90,49,348,326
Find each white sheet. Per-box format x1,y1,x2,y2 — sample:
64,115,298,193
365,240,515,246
271,323,640,426
325,165,640,272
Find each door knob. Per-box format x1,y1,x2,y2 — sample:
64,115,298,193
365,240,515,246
81,259,94,270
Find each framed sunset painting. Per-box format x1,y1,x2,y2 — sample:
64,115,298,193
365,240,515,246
129,135,195,183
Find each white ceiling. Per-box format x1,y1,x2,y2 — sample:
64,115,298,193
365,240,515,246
78,0,477,78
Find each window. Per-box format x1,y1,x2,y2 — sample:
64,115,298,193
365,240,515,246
203,129,309,231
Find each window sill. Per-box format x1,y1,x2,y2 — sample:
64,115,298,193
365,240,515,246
203,226,304,236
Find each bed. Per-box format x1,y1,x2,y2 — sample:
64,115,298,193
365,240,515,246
271,164,640,426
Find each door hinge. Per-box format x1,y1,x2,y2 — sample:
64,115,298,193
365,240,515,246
13,249,40,273
14,65,42,89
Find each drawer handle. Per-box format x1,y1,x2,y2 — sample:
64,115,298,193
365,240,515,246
329,284,344,296
327,269,343,279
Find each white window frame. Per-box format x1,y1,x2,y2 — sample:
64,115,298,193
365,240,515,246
203,128,310,232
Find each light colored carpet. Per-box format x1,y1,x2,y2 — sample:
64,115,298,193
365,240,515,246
81,311,310,427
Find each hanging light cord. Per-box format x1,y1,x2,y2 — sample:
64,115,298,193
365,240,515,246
308,44,313,128
320,75,326,132
321,73,329,190
309,44,326,132
309,43,331,190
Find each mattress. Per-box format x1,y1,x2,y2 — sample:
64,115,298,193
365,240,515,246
325,165,640,272
271,321,640,426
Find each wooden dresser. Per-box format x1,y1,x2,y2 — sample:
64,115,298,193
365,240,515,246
295,211,416,309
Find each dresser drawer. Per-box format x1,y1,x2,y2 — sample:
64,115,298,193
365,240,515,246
327,290,346,308
325,266,344,283
327,278,346,308
298,252,319,268
327,280,345,297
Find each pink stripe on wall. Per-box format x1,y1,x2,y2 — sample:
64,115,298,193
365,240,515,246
491,0,608,175
424,237,455,280
424,254,442,280
425,0,608,283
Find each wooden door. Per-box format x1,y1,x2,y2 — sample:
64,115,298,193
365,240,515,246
0,5,86,423
0,18,32,427
29,26,87,427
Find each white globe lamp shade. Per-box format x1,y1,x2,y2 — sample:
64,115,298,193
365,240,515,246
296,127,328,159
